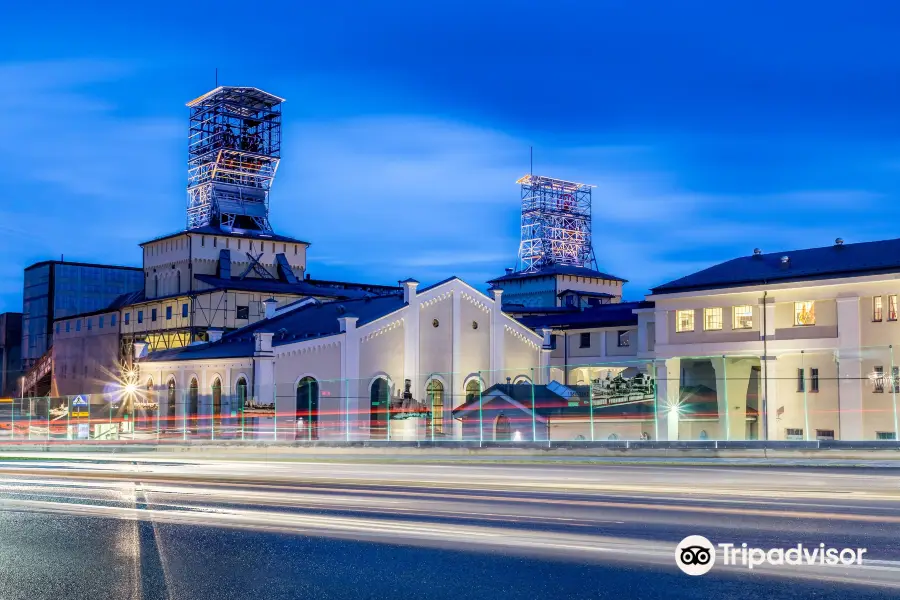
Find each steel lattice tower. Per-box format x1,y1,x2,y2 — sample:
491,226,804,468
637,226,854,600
516,174,597,273
186,87,283,232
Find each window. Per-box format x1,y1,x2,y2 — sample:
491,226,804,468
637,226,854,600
137,311,143,324
877,432,897,440
579,332,591,348
797,368,805,392
99,316,104,329
893,367,899,393
166,306,172,320
550,335,558,350
733,305,753,329
874,366,885,393
86,319,92,331
426,380,444,434
236,306,249,320
76,320,81,332
794,301,815,326
565,294,576,307
151,308,157,322
890,295,898,321
201,236,205,247
111,314,116,326
65,322,70,333
213,237,217,248
810,368,819,393
182,303,188,318
56,323,60,334
874,296,883,322
676,309,694,332
786,428,804,440
815,429,835,441
617,330,630,347
704,307,722,331
124,313,130,325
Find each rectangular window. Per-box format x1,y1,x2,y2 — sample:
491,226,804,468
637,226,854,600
890,295,898,321
893,367,899,394
86,319,92,331
182,303,188,318
236,306,250,320
124,313,130,325
579,332,591,348
151,308,158,322
56,323,60,334
785,428,804,440
810,368,819,393
815,429,835,441
76,320,81,332
99,316,104,329
703,307,722,331
111,314,116,326
166,306,172,320
877,432,897,440
874,296,883,322
732,305,753,329
797,368,805,392
617,330,630,347
550,335,558,350
875,366,885,393
676,309,694,332
794,301,815,326
137,311,143,324
66,322,70,333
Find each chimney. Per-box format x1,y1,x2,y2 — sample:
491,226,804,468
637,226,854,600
207,329,224,343
263,297,277,319
505,267,514,275
400,278,419,304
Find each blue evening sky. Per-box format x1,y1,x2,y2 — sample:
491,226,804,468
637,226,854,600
1,1,899,312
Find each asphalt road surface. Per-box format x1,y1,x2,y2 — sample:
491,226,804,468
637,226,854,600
0,455,899,599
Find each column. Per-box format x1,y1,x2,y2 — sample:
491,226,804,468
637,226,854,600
252,332,276,439
653,309,669,347
655,359,679,441
762,357,779,440
836,297,863,440
489,288,504,385
712,357,755,440
401,279,420,403
538,329,552,385
338,315,360,439
451,290,463,440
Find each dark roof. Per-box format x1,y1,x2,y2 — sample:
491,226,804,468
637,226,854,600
513,301,653,331
142,293,405,362
488,264,626,284
51,290,146,322
140,225,310,247
556,289,615,298
193,274,375,299
417,276,463,294
25,260,142,272
652,238,900,294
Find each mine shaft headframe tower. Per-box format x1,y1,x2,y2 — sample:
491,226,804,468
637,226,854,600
186,86,284,233
517,174,597,273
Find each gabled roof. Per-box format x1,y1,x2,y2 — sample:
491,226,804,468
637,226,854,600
142,293,405,362
513,301,653,331
193,274,376,300
488,264,626,284
140,225,310,247
652,238,900,294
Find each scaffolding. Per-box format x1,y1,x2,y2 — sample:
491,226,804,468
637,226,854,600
516,174,597,273
186,87,284,233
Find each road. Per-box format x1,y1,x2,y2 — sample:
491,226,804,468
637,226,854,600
0,455,898,599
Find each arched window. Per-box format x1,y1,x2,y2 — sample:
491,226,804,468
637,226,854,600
698,430,709,440
188,378,199,433
465,379,481,404
426,379,444,435
514,375,531,385
166,378,176,425
608,433,619,441
146,378,153,391
495,414,511,441
370,378,390,440
297,377,319,440
211,378,222,416
235,377,248,410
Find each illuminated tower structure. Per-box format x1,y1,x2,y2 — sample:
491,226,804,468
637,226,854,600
186,87,283,233
516,174,597,273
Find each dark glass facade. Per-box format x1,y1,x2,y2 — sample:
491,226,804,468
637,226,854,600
21,262,143,367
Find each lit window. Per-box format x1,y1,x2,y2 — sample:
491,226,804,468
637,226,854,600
874,296,883,322
676,309,694,332
704,307,722,331
617,330,630,347
794,301,815,326
732,305,753,329
874,366,885,393
810,368,819,393
890,295,898,321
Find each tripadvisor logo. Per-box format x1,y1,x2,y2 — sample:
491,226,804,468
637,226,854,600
675,536,868,575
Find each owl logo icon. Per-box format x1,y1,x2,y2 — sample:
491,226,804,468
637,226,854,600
676,535,716,575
